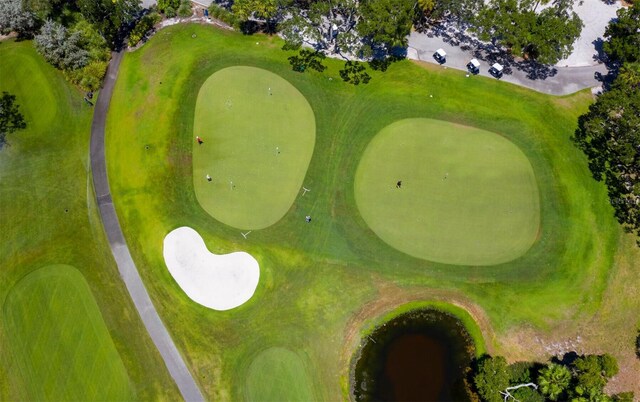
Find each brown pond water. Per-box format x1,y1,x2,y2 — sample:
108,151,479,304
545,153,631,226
351,309,475,402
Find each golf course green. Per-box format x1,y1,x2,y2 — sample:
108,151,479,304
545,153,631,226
355,118,540,265
3,265,133,401
193,66,316,230
104,24,637,400
245,347,315,401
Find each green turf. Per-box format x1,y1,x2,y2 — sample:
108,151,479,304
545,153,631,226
105,25,627,399
3,265,133,401
0,40,180,400
193,66,315,230
355,118,540,265
245,347,315,401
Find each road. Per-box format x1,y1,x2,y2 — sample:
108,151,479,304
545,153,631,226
90,51,205,402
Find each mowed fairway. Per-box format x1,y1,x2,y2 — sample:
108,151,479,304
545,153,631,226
3,265,133,401
0,40,179,400
193,66,315,230
355,118,540,265
245,347,315,401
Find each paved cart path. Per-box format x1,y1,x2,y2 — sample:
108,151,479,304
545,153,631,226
90,51,205,402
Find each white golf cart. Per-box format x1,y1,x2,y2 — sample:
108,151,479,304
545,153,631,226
433,48,447,64
466,58,480,74
489,63,504,78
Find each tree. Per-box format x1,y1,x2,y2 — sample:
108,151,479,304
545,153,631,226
35,20,89,70
473,356,510,402
232,0,279,22
603,3,640,65
76,0,141,47
177,0,193,18
538,363,571,401
157,0,180,14
0,92,27,149
279,0,363,57
599,354,619,378
573,69,640,246
570,355,617,400
472,0,582,64
339,61,371,85
358,0,417,50
0,0,37,37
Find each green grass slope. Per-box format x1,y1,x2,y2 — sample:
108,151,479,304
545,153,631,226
4,265,132,401
0,40,180,400
105,25,627,399
355,118,539,265
193,66,315,230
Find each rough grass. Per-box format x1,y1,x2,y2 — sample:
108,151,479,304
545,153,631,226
3,265,133,401
244,347,315,401
105,25,633,399
192,66,315,230
0,40,180,400
354,118,540,266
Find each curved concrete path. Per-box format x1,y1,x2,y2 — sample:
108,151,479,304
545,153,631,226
90,51,205,402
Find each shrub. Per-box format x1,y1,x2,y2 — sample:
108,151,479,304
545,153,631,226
208,4,239,28
65,60,108,91
177,0,192,18
165,6,176,18
128,13,160,47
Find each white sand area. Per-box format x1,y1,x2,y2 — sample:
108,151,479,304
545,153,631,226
163,227,260,311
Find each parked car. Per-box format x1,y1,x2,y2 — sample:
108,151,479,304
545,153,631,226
433,48,446,64
489,63,504,78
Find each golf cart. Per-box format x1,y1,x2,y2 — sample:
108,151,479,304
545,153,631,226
489,63,504,78
433,48,446,64
466,58,480,74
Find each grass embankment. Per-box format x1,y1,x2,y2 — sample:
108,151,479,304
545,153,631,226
105,25,637,399
0,40,180,400
4,265,132,400
193,66,315,230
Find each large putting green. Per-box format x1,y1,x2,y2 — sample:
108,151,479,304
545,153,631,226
245,347,315,401
355,118,540,265
3,265,133,401
193,66,315,230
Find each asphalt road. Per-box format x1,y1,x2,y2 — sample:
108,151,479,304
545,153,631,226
408,31,606,96
90,51,205,402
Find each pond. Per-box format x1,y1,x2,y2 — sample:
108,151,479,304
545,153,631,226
351,308,476,402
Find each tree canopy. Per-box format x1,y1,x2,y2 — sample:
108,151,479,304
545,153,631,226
573,65,640,246
0,0,37,37
0,92,27,150
35,20,90,70
603,3,640,65
474,356,510,402
358,0,417,50
472,0,582,64
538,363,571,401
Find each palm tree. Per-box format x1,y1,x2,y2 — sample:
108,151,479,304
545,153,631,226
538,363,571,401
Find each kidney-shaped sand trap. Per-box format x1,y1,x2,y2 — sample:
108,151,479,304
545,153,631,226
163,227,260,311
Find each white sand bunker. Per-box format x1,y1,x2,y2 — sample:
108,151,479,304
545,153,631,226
163,227,259,311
